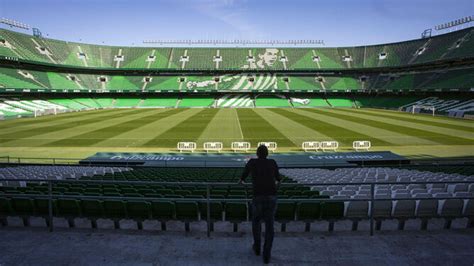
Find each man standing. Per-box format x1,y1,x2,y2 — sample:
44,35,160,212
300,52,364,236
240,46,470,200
240,145,281,264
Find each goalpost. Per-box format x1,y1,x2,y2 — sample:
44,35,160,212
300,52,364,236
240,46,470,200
411,105,436,116
34,107,58,118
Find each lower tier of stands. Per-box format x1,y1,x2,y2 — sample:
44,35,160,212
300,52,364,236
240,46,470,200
0,95,472,119
0,166,473,231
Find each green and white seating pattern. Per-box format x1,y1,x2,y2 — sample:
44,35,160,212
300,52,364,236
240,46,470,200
0,102,32,118
1,27,473,70
215,95,254,108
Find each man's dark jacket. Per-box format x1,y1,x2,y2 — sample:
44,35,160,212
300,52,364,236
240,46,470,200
241,158,281,196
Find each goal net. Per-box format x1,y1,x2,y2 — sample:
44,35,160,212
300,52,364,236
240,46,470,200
411,105,436,116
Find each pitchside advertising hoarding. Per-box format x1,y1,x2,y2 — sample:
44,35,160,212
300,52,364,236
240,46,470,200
82,151,408,167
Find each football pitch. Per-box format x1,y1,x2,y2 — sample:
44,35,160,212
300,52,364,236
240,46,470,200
0,108,473,160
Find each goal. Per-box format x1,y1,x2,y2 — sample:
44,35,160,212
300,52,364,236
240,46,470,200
411,105,436,116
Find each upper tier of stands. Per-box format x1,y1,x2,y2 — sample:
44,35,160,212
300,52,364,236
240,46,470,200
1,27,473,70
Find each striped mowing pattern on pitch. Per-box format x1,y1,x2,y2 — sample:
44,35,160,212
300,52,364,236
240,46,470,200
0,108,472,151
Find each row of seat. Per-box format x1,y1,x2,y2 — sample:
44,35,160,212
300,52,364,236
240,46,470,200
282,167,473,184
2,194,473,232
0,197,345,232
344,192,474,230
0,183,317,199
82,167,297,183
0,166,131,179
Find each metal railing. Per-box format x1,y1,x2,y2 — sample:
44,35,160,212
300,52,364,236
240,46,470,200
1,178,473,237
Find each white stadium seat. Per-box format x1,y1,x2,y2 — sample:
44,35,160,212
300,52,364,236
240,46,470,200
278,167,474,229
414,193,438,229
469,184,474,192
392,193,416,230
339,190,356,197
436,193,464,229
447,184,469,193
346,195,369,230
373,195,393,230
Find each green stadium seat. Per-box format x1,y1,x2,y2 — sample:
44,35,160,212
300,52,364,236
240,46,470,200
11,198,34,226
81,199,104,228
121,188,137,194
275,202,296,232
34,198,55,227
199,202,223,231
164,194,183,199
138,189,155,195
63,192,81,196
103,200,127,229
83,192,102,197
126,201,151,229
151,201,175,230
68,187,84,194
175,201,199,232
103,192,122,197
174,190,192,197
297,202,321,232
84,188,102,194
321,202,345,232
0,197,12,226
57,199,81,227
123,193,143,198
225,202,248,232
185,194,205,199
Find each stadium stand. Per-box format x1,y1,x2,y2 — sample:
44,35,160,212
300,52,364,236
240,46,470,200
255,95,290,107
1,166,472,231
354,96,422,109
0,166,132,186
113,98,141,108
140,97,178,108
290,97,330,107
48,98,90,110
0,102,32,118
0,67,473,93
1,27,473,70
281,167,474,229
215,94,254,108
178,96,215,108
327,98,354,107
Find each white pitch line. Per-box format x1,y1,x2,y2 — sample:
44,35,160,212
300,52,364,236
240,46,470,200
235,109,244,139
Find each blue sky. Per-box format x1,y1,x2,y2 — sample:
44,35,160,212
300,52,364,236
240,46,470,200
0,0,472,47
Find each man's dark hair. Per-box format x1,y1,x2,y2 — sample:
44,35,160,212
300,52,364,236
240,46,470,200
256,145,269,159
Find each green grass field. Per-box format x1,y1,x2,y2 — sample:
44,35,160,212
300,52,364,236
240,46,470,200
0,108,473,160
